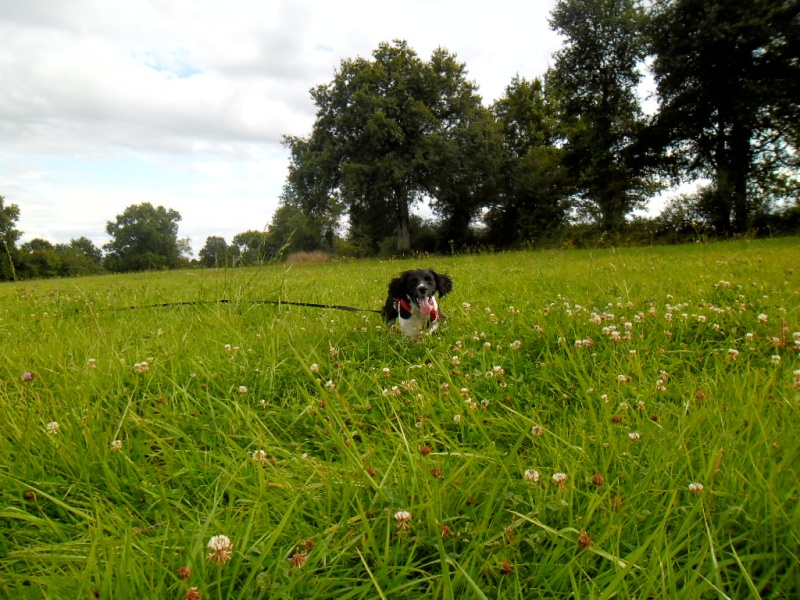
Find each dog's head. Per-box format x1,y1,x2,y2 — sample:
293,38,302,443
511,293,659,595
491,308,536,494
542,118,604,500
388,269,453,315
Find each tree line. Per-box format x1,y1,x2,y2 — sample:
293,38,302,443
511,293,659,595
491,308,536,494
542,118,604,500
0,197,300,281
281,0,799,254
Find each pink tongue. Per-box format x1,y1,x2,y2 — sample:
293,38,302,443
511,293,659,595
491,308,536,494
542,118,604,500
419,297,434,315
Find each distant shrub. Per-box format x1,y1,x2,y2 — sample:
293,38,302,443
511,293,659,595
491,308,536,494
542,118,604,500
285,251,335,265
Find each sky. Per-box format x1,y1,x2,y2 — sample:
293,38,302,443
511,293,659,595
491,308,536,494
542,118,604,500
1,0,568,255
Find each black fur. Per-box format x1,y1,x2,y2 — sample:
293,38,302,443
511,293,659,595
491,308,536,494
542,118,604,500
381,268,453,323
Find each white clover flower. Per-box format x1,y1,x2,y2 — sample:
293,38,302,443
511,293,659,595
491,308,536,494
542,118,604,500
688,482,704,495
207,535,234,564
770,355,781,365
252,449,269,464
46,421,59,435
531,425,543,436
453,414,462,425
758,313,768,323
394,510,412,530
628,431,641,441
237,385,248,395
524,469,540,483
727,348,740,361
111,439,123,453
510,340,522,350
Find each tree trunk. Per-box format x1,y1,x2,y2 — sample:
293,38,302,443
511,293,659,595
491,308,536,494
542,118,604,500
395,186,411,251
730,121,751,233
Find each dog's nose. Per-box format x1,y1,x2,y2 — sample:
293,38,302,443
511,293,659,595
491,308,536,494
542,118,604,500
418,285,429,295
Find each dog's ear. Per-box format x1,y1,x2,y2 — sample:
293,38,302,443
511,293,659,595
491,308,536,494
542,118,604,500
387,272,410,299
432,271,453,297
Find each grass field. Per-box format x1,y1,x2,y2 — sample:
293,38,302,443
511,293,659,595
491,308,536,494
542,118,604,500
1,238,798,599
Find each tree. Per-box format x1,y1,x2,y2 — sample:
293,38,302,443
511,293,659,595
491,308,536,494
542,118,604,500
549,0,659,230
232,230,272,265
103,203,182,272
263,203,325,258
647,0,800,234
284,40,493,252
198,236,236,268
68,237,103,265
0,195,22,281
486,76,573,246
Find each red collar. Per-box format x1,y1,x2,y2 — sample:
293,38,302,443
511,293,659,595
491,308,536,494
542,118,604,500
396,297,438,321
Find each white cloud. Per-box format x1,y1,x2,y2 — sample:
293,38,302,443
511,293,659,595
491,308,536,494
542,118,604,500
1,0,563,253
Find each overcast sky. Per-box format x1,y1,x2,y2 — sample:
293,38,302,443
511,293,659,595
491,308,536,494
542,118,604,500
1,0,566,255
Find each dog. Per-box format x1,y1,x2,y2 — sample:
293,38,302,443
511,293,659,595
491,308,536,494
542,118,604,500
382,269,453,337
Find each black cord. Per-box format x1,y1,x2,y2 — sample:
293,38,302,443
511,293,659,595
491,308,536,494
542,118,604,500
108,299,382,314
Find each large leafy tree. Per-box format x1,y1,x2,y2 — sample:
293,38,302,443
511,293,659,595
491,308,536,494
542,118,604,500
486,76,573,245
199,236,238,268
0,195,21,280
647,0,800,234
549,0,658,230
103,203,182,272
284,40,492,252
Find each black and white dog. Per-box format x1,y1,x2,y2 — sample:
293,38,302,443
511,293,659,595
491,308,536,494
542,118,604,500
382,269,453,337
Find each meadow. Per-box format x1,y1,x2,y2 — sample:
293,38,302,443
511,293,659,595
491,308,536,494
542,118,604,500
0,238,798,599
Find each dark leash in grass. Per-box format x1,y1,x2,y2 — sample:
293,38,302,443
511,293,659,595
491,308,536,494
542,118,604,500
107,299,383,314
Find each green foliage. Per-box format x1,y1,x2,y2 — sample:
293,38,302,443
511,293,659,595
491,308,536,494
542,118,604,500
232,230,272,266
264,203,326,259
487,77,573,246
285,40,495,253
646,0,800,234
103,203,183,272
549,0,659,231
1,240,798,598
13,236,103,279
199,236,239,268
0,195,22,281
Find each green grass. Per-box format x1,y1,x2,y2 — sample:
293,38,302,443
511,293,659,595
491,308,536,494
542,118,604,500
1,238,798,599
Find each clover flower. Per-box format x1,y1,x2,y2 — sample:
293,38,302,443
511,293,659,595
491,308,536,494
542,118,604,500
252,449,269,464
531,425,543,436
628,431,641,441
770,355,781,365
21,371,35,381
727,349,740,361
206,535,233,564
237,385,248,395
289,551,308,568
394,510,412,531
111,439,123,453
453,414,462,425
46,421,59,435
133,361,149,374
552,472,567,490
688,482,704,495
510,340,522,350
524,469,540,483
